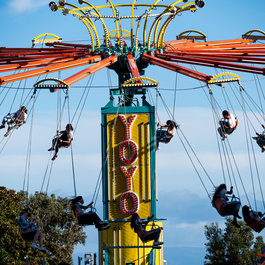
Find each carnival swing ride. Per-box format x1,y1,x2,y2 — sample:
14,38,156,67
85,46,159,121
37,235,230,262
1,0,265,264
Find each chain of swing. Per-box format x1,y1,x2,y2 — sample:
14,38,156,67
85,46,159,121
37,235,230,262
205,69,265,213
154,79,215,200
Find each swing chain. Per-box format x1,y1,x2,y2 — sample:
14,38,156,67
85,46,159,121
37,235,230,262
207,84,213,95
238,81,244,92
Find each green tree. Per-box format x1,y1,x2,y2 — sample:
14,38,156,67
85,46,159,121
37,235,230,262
0,187,86,264
204,222,226,265
204,218,265,265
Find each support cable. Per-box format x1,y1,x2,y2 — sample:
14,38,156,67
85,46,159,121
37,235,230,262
208,91,227,185
176,130,211,200
23,90,37,194
172,72,178,120
92,98,122,206
67,90,77,198
240,86,265,211
226,139,251,206
72,74,94,130
158,89,215,192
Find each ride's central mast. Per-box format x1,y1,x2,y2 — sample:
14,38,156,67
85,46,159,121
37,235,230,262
100,88,161,264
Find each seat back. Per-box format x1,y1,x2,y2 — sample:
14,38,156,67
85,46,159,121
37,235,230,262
249,218,265,233
213,197,226,215
213,196,240,217
72,205,81,218
77,213,95,226
18,221,36,241
221,201,240,216
257,138,265,145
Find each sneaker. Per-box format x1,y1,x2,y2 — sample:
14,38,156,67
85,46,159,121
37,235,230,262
98,224,110,231
51,154,58,161
99,221,108,226
31,242,38,249
4,132,10,137
153,245,161,249
38,246,47,252
0,125,5,129
153,241,163,246
235,213,242,219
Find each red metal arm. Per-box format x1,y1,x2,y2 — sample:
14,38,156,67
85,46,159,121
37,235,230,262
64,54,118,85
163,51,265,64
0,55,101,86
156,52,265,75
126,53,141,83
0,55,96,73
46,41,92,49
141,52,212,83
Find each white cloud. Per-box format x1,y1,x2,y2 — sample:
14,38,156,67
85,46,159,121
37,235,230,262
9,0,47,13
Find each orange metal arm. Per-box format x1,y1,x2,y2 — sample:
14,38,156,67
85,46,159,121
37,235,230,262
64,54,118,85
0,55,101,86
125,53,141,83
164,38,255,50
0,55,95,73
141,52,212,83
163,51,265,64
156,52,265,75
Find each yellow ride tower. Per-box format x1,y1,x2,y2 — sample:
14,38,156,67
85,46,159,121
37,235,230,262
99,95,164,265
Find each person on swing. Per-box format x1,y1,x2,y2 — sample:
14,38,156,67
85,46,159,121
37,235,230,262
0,106,27,137
242,205,265,225
212,184,242,228
18,208,46,251
218,110,238,140
156,120,177,148
48,123,74,160
130,213,163,248
70,196,110,231
252,124,265,152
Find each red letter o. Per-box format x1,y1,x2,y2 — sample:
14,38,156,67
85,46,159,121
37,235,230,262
120,191,139,216
119,140,138,165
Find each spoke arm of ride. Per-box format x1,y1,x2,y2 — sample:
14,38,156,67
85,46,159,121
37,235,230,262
0,55,101,86
156,52,265,75
164,38,255,50
165,48,265,55
141,52,212,82
0,48,89,59
45,42,92,49
63,54,118,86
0,55,92,73
164,51,265,64
125,54,141,83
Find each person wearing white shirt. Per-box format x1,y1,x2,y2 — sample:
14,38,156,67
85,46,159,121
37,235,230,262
218,110,239,140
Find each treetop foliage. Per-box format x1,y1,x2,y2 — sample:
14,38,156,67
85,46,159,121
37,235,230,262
204,218,264,265
0,186,87,265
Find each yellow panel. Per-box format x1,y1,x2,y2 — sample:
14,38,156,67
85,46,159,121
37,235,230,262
106,113,151,220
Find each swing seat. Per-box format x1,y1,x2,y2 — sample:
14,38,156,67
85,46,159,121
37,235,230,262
157,128,172,143
77,213,96,226
141,228,161,243
213,196,241,217
18,226,36,241
257,138,265,146
248,218,265,233
73,205,97,226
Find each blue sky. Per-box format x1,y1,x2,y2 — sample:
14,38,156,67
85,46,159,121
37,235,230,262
1,0,265,264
